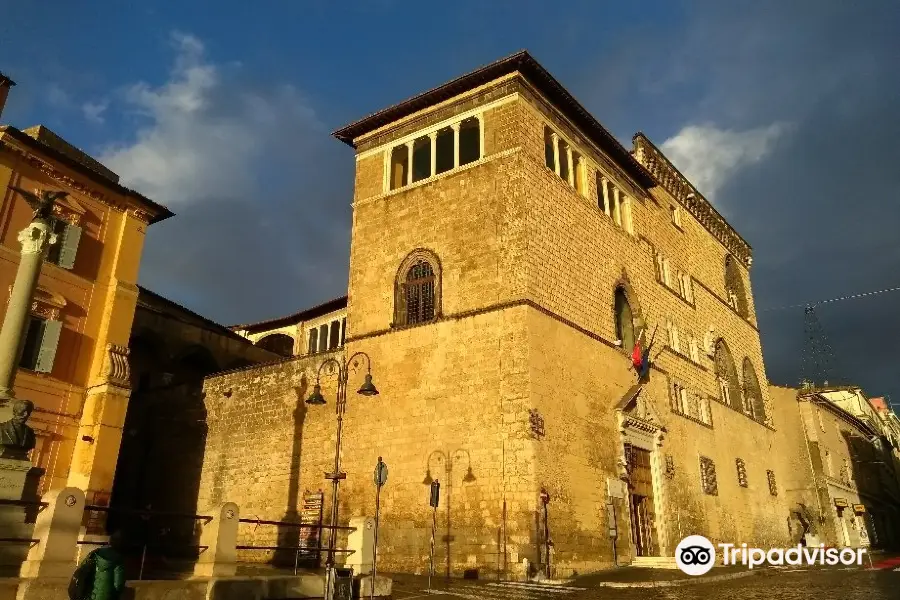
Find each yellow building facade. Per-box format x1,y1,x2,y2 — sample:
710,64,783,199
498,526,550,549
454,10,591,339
0,77,172,507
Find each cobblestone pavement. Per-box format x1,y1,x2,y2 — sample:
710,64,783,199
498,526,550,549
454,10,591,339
392,566,900,600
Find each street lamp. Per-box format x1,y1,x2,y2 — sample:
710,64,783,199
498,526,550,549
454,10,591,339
305,352,378,600
422,448,476,578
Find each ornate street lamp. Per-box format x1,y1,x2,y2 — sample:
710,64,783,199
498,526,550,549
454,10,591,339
306,352,378,600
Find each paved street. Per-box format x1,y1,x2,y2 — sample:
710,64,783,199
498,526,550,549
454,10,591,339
393,567,900,600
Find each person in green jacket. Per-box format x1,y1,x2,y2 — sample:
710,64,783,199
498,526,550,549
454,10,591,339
80,530,127,600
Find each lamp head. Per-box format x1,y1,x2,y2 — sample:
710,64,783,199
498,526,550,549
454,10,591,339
422,469,434,485
357,373,379,396
305,384,326,405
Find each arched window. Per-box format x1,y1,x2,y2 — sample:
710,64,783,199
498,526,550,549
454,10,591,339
614,287,635,352
394,249,442,327
742,358,766,421
724,255,749,317
713,339,742,411
255,333,294,357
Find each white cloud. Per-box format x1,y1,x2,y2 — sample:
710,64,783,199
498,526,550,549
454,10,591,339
99,32,320,206
81,100,108,124
660,123,788,202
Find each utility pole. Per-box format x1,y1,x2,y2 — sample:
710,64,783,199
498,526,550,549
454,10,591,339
0,188,66,407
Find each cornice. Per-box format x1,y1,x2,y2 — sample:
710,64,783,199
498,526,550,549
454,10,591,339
632,133,753,266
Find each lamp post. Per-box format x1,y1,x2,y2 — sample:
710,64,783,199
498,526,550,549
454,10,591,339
422,448,476,579
306,352,379,600
0,188,67,405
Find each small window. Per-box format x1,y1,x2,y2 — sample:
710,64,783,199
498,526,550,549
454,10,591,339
404,261,436,325
318,324,328,352
700,456,718,495
544,128,555,170
736,458,748,487
435,127,454,174
308,328,319,355
596,174,608,214
688,337,700,363
19,316,62,373
390,146,409,190
661,259,671,287
614,287,635,352
46,219,82,270
412,136,431,182
458,117,480,166
328,320,341,350
557,137,570,182
699,396,711,425
667,321,680,353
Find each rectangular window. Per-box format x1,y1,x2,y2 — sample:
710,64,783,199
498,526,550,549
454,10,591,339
458,117,480,166
667,322,680,353
544,128,555,169
699,396,711,424
328,320,341,350
662,259,671,287
596,174,608,214
318,324,328,352
700,456,718,495
19,316,62,373
389,146,408,190
412,136,431,182
679,386,689,415
46,219,83,270
436,127,455,174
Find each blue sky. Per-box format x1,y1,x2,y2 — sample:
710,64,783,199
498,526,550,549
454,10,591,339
2,1,899,398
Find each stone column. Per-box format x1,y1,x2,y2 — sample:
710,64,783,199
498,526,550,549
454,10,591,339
551,133,560,176
406,141,414,186
566,147,575,187
452,123,461,169
601,177,611,216
194,502,240,577
429,132,437,178
476,114,485,160
0,219,57,404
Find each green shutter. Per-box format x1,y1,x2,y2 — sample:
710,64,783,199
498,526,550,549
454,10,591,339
56,224,82,270
34,319,62,373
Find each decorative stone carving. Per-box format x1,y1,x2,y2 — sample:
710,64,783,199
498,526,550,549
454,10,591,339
102,344,131,388
128,208,152,224
632,134,753,266
16,223,56,256
664,454,675,479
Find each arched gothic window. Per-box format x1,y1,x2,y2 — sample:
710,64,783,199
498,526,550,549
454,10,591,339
742,358,766,421
394,249,442,327
724,255,749,317
256,333,294,357
713,339,742,412
614,287,635,352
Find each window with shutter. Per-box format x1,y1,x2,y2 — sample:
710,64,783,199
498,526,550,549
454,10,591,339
55,224,83,270
34,319,62,373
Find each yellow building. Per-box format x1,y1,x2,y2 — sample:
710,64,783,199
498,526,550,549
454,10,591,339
0,74,172,507
194,51,795,577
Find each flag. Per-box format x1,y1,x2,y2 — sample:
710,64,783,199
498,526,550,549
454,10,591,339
635,325,658,382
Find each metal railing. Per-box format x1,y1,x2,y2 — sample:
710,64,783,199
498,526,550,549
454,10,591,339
79,504,213,580
0,498,48,548
235,517,357,575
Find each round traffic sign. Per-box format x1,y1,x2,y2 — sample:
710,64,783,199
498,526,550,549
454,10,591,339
374,458,388,487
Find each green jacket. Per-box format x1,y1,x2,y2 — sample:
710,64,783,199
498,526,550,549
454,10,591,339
83,547,126,600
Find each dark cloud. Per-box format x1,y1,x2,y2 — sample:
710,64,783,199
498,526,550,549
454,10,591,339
632,1,900,395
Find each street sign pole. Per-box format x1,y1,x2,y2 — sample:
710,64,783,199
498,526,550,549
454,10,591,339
428,480,440,592
372,457,388,600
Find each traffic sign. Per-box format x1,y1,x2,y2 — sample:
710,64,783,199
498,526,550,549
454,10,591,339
374,457,388,487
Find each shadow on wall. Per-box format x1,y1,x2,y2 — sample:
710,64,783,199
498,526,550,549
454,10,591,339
272,374,311,568
107,336,217,579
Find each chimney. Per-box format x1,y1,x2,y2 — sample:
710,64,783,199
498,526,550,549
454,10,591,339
0,72,16,122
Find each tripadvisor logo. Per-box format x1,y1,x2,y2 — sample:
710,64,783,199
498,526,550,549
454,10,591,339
675,535,868,575
676,535,716,575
